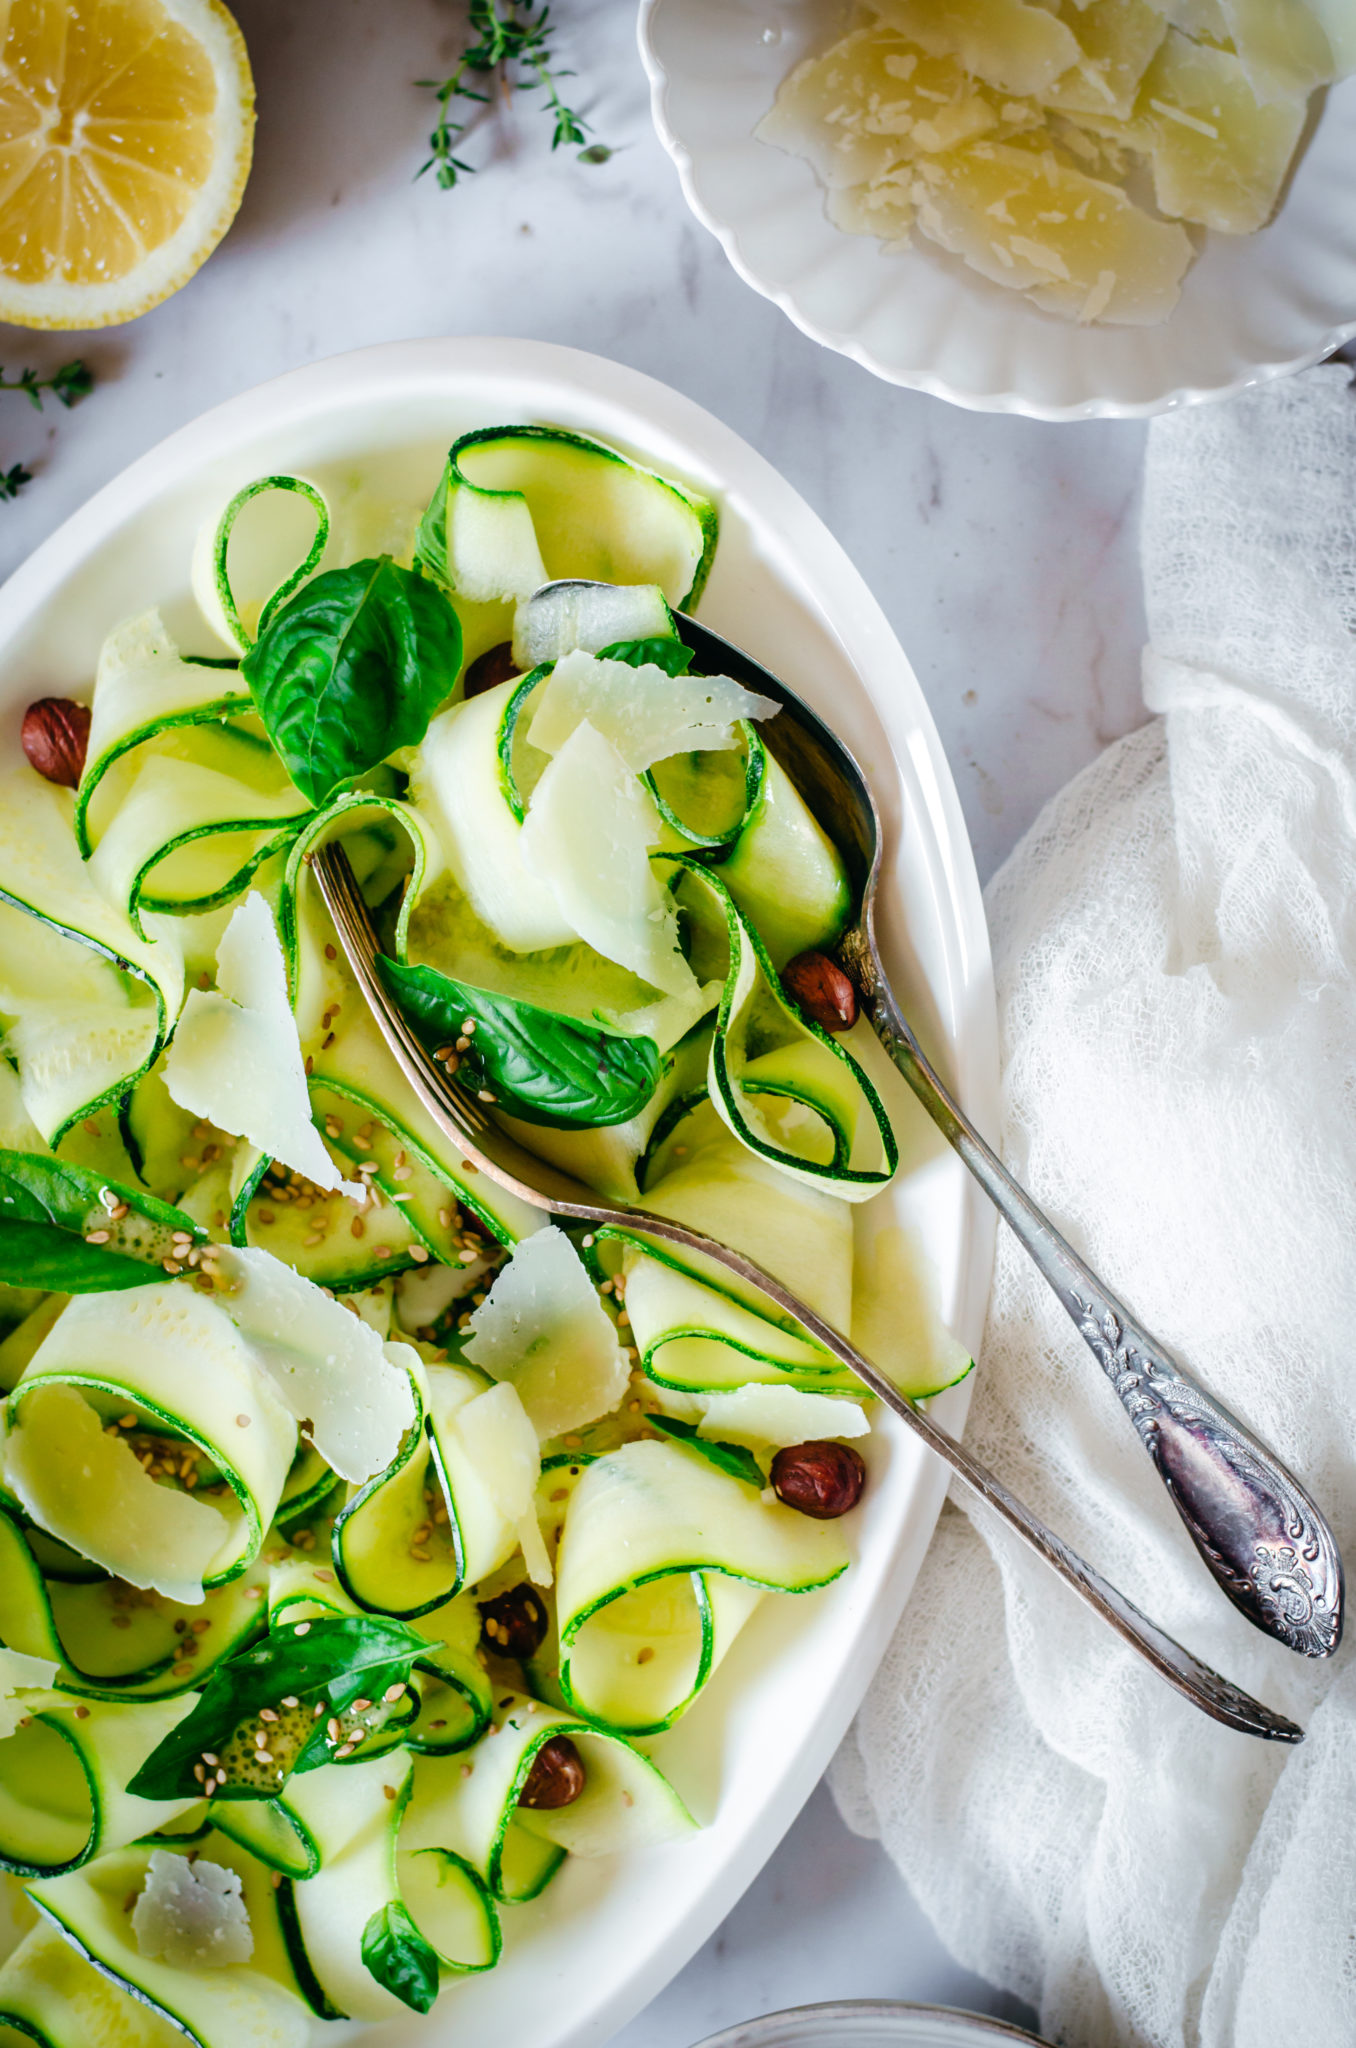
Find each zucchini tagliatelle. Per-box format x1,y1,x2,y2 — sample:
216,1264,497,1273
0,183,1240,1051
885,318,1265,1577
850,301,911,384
0,424,972,2043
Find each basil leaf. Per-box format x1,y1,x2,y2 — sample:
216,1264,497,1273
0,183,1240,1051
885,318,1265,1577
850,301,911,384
377,957,660,1129
242,555,462,806
362,1902,440,2015
0,1151,197,1293
127,1615,428,1802
596,636,693,676
648,1415,765,1489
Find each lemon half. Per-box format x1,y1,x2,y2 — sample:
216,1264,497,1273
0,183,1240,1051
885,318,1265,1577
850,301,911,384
0,0,254,329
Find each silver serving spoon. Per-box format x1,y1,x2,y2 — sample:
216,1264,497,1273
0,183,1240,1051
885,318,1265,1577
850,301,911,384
313,837,1302,1744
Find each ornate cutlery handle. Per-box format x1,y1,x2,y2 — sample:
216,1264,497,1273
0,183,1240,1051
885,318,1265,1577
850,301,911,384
842,929,1344,1660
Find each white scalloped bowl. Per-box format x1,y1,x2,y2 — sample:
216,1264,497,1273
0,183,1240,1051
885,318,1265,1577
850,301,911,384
638,0,1356,420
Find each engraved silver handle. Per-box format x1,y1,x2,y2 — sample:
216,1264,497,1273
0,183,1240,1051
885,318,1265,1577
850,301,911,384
843,925,1343,1660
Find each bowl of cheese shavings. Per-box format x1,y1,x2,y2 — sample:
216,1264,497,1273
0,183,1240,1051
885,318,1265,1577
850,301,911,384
638,0,1356,418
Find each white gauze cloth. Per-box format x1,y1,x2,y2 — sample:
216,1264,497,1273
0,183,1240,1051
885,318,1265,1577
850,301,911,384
832,365,1356,2048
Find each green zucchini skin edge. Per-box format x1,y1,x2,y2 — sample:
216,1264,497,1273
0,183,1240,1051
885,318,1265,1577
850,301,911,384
417,424,719,613
72,683,247,861
275,1877,348,2020
0,1715,98,1878
0,884,175,1152
0,1508,269,1700
3,1376,265,1592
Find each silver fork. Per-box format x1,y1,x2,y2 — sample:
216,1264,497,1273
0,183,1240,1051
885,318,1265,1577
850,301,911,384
313,840,1302,1742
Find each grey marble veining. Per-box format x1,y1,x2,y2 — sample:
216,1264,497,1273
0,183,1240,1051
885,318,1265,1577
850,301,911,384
0,1,1146,2036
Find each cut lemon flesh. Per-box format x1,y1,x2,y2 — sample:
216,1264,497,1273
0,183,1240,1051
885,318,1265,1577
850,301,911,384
0,0,254,329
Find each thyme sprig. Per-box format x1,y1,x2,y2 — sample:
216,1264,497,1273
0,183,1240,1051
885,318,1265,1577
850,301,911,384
0,360,94,411
416,1,609,192
0,358,94,502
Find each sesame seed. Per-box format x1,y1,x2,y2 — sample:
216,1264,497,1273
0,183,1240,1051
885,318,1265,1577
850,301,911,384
173,1662,195,1677
203,1753,219,1766
335,1742,356,1758
327,1718,341,1741
324,944,336,960
458,1247,478,1264
281,1697,299,1710
409,1245,430,1263
256,1749,274,1765
384,1684,406,1703
384,1784,397,1800
293,1623,310,1636
637,1646,655,1665
85,1229,110,1244
259,1708,279,1723
374,1245,392,1260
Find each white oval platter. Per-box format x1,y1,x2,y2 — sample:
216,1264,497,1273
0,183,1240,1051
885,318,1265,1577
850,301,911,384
0,337,998,2048
639,0,1356,421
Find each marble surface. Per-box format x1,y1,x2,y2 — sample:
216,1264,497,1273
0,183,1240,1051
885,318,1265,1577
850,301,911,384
0,2,1155,2039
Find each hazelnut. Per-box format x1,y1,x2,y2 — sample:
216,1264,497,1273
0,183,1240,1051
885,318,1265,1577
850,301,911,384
770,1440,866,1519
463,642,519,698
518,1735,585,1811
22,698,91,788
478,1582,549,1661
781,950,858,1033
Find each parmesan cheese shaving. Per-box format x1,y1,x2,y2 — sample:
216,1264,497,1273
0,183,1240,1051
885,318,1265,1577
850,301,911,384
527,649,778,771
519,722,698,999
133,1851,254,1968
212,1246,416,1483
696,1385,871,1450
464,1226,629,1441
164,893,363,1201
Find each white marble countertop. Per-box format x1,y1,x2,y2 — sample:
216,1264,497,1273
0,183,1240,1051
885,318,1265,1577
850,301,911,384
0,2,1151,2039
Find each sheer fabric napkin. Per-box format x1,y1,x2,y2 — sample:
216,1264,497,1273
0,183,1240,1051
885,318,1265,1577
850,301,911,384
832,365,1356,2048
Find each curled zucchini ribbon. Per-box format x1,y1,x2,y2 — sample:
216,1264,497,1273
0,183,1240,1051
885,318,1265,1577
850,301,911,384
333,1359,532,1619
667,855,897,1201
0,1508,270,1704
554,1439,848,1733
0,1691,201,1877
75,611,313,938
416,424,717,612
0,771,185,1147
401,1688,695,1905
2,1285,297,1601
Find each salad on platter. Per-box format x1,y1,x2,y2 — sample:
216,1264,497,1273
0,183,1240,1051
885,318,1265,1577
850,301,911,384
0,424,969,2044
